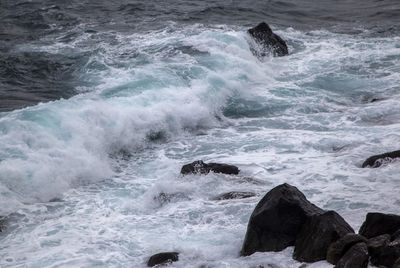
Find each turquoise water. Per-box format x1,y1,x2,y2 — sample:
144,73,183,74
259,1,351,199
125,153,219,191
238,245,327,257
1,24,400,267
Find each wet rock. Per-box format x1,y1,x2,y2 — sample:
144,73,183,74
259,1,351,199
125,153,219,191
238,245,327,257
394,257,400,268
326,233,367,265
241,183,324,256
362,150,400,168
153,192,189,206
293,210,354,262
180,160,239,175
392,229,400,241
248,22,289,57
359,212,400,238
0,216,4,232
335,242,369,268
371,240,400,268
213,191,256,200
147,252,179,267
367,234,391,263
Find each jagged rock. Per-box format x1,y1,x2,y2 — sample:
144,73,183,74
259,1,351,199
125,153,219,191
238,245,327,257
362,150,400,168
371,240,400,268
241,183,324,256
248,22,289,57
180,160,239,175
213,191,256,200
326,233,367,265
359,212,400,238
147,252,179,267
335,242,369,268
293,210,354,262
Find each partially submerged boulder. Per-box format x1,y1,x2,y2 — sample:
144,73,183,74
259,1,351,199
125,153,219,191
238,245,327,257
248,22,289,57
362,150,400,168
293,210,354,262
213,191,256,200
335,242,369,268
241,183,324,256
359,212,400,238
181,160,239,175
147,252,179,267
326,233,367,264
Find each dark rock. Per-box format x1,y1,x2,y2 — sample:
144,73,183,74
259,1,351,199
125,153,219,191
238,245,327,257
293,210,354,262
371,240,400,268
335,242,369,268
394,257,400,268
240,183,324,256
326,233,367,265
207,162,240,175
248,22,289,57
0,216,4,232
391,229,400,242
359,212,400,238
180,160,239,175
181,160,210,175
147,252,179,267
213,191,256,200
362,150,400,168
367,234,391,264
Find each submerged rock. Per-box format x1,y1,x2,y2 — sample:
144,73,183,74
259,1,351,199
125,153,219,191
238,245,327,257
147,252,179,267
248,22,289,57
153,192,190,206
241,183,324,256
362,150,400,168
180,160,239,175
335,242,369,268
213,191,256,200
293,210,354,262
359,212,400,238
0,216,4,232
326,233,367,264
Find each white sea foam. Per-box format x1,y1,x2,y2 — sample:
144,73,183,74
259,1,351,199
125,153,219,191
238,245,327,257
1,24,400,267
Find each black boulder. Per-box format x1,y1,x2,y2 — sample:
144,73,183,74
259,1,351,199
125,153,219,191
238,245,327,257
335,242,369,268
359,212,400,238
326,233,367,265
293,210,354,262
362,150,400,168
147,252,179,267
241,183,324,256
248,22,289,57
181,160,239,175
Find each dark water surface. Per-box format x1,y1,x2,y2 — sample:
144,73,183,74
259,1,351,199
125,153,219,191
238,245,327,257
1,0,399,112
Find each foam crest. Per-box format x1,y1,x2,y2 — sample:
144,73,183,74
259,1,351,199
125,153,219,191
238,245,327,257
0,25,264,212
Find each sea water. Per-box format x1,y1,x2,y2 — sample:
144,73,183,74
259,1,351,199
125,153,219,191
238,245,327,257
1,1,400,267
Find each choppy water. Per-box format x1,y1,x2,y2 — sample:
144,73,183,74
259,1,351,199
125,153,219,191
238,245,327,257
1,0,400,267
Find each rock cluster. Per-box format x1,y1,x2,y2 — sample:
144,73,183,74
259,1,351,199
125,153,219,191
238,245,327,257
241,183,400,268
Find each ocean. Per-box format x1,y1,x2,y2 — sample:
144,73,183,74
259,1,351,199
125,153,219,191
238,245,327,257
1,0,400,267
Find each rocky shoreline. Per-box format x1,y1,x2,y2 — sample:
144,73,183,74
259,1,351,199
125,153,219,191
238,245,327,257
147,150,400,267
